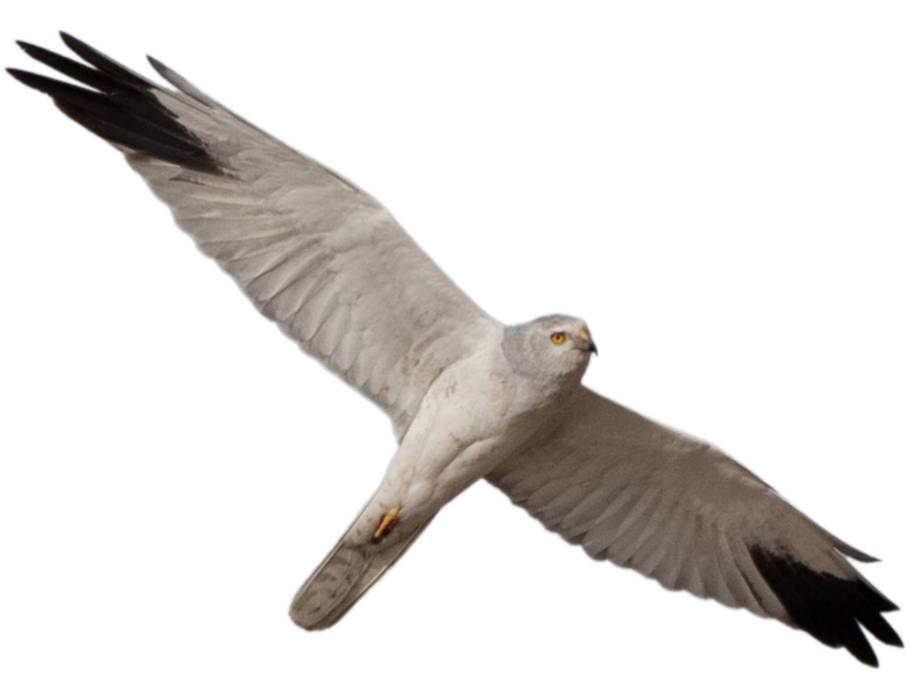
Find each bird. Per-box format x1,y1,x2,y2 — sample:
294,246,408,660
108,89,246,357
8,32,902,667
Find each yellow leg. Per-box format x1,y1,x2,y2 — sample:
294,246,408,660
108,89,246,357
372,505,402,542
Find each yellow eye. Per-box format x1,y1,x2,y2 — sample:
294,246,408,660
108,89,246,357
550,331,567,345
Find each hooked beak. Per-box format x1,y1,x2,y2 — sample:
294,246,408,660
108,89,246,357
577,328,598,356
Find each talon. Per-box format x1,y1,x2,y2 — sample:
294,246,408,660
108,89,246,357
372,506,401,542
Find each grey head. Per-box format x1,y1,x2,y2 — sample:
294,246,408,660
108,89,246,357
502,314,597,383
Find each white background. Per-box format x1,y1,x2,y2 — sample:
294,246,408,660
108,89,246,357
1,2,918,689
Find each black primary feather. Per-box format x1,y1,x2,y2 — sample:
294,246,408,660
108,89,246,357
8,33,223,174
749,545,902,667
16,41,123,93
59,31,153,91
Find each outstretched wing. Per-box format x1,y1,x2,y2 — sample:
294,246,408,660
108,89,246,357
488,386,902,666
9,34,496,436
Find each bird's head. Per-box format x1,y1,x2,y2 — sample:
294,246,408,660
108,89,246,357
502,314,597,383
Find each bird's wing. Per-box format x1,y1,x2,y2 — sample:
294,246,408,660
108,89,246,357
487,386,901,666
9,34,496,436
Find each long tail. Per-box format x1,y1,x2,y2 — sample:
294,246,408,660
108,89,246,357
289,503,436,630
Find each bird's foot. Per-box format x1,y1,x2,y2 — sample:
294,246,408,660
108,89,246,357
372,506,401,542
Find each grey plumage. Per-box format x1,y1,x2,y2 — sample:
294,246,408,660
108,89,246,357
8,33,902,667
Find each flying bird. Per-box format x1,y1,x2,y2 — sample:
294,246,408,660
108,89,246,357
8,33,902,667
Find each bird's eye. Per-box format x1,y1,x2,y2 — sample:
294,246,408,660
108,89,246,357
550,331,567,345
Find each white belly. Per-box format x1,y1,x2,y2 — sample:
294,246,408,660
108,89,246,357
377,349,564,521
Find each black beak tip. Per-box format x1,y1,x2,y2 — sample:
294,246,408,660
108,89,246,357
589,341,598,356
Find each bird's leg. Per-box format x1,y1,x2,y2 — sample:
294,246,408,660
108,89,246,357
371,505,401,542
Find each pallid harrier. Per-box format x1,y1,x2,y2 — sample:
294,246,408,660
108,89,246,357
8,33,902,666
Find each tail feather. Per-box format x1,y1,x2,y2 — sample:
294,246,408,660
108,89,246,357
290,511,435,630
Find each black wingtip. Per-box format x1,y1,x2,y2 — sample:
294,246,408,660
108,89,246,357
59,31,85,54
862,652,881,668
10,35,225,176
7,67,43,90
16,40,54,60
885,630,905,648
58,31,151,91
749,545,901,667
59,31,86,53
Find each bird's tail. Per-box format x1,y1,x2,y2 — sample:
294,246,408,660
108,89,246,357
289,501,435,630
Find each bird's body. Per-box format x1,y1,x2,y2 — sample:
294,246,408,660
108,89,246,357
293,314,594,627
388,315,595,527
9,33,903,666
